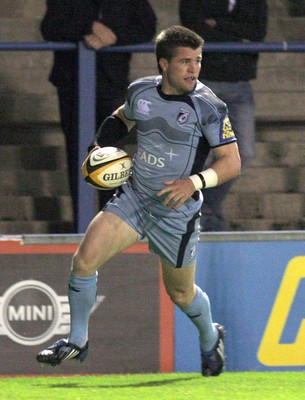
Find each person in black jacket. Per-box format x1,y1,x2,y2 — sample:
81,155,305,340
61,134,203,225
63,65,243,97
180,0,268,231
40,0,156,231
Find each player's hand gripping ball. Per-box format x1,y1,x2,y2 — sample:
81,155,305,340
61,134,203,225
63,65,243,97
82,146,132,190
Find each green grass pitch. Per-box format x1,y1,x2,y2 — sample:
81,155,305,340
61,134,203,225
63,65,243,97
1,372,305,400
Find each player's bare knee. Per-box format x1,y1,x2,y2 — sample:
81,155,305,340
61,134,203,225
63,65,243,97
167,288,191,308
72,251,98,276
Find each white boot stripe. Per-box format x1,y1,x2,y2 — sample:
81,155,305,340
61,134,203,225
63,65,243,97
62,349,80,360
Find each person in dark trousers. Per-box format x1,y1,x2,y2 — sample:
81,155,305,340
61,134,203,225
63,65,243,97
180,0,268,231
40,0,157,231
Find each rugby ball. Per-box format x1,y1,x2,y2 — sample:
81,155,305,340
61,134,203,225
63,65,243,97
81,147,132,190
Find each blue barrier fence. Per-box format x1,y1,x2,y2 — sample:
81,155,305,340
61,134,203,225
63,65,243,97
1,41,305,232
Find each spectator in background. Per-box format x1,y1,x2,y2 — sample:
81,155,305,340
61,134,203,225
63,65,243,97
180,0,268,231
40,0,156,231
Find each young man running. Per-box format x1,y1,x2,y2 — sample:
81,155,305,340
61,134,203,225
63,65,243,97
37,25,241,377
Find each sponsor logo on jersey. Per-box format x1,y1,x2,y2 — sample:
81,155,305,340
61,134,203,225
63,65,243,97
164,148,179,161
137,99,152,116
177,109,191,126
139,151,165,168
219,117,235,142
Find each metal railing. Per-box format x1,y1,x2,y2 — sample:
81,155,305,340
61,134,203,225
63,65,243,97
1,41,305,232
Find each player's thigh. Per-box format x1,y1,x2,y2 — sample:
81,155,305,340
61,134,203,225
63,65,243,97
161,259,196,305
73,211,138,272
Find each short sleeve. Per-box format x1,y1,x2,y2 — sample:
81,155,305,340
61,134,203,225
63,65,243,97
204,114,237,148
123,99,134,121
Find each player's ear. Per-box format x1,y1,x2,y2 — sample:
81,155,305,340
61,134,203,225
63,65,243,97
159,58,168,73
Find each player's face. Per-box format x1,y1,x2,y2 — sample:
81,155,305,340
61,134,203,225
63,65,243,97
160,46,202,95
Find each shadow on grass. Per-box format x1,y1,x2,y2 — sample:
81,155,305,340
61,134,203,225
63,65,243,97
36,376,199,389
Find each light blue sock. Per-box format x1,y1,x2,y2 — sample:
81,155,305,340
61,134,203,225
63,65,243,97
181,285,218,351
68,271,98,348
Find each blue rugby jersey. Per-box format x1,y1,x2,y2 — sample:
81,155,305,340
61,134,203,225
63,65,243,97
123,75,237,216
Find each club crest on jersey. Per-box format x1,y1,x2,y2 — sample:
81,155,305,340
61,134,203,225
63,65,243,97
177,109,190,126
137,99,151,116
219,117,235,142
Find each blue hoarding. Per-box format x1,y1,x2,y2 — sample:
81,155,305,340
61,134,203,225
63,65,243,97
174,232,305,372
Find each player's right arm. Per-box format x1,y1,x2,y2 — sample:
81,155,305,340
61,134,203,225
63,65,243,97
88,105,135,152
113,105,135,131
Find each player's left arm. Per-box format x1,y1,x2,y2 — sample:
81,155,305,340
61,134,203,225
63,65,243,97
157,142,241,209
207,142,241,185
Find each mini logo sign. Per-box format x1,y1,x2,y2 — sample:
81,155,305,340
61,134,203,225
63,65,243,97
0,280,105,346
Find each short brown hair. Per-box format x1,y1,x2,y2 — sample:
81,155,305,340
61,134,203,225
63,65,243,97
155,25,204,73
